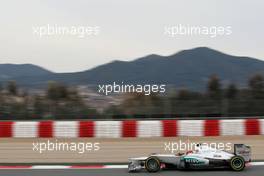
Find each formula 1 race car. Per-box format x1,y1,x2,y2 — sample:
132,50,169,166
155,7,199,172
128,144,251,172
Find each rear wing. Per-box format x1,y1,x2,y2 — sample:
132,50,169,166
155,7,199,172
234,144,251,162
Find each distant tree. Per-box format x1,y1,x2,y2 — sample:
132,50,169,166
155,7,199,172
0,83,2,92
57,84,68,99
225,83,238,99
120,92,163,115
177,89,190,100
7,80,18,95
176,89,202,100
207,75,222,99
47,81,57,100
46,81,69,100
121,93,146,114
32,95,45,117
104,105,122,118
246,74,264,115
249,74,264,99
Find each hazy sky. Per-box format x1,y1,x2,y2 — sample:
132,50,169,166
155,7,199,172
0,0,263,72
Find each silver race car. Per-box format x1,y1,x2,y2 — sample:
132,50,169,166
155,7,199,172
128,144,251,172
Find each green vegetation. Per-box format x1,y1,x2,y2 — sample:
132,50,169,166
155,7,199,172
0,81,98,120
106,74,264,118
0,74,264,120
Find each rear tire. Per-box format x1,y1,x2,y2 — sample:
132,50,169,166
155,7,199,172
145,157,160,172
230,156,245,171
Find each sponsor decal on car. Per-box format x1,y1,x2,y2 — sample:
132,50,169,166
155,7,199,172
184,157,205,164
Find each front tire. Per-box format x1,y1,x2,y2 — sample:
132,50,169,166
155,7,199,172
145,157,160,172
230,156,245,171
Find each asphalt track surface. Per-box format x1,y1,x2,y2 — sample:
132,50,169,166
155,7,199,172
0,166,263,176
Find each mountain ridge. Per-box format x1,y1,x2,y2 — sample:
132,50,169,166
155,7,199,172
1,47,264,90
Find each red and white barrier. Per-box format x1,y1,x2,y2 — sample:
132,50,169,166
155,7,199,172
0,119,263,138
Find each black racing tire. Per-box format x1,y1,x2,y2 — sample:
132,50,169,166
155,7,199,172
145,157,161,172
230,156,245,171
177,159,186,170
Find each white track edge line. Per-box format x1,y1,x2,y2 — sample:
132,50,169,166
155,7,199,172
249,162,264,166
0,162,264,169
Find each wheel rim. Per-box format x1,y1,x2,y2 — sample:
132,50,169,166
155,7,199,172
232,158,243,169
234,159,241,167
148,159,158,170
